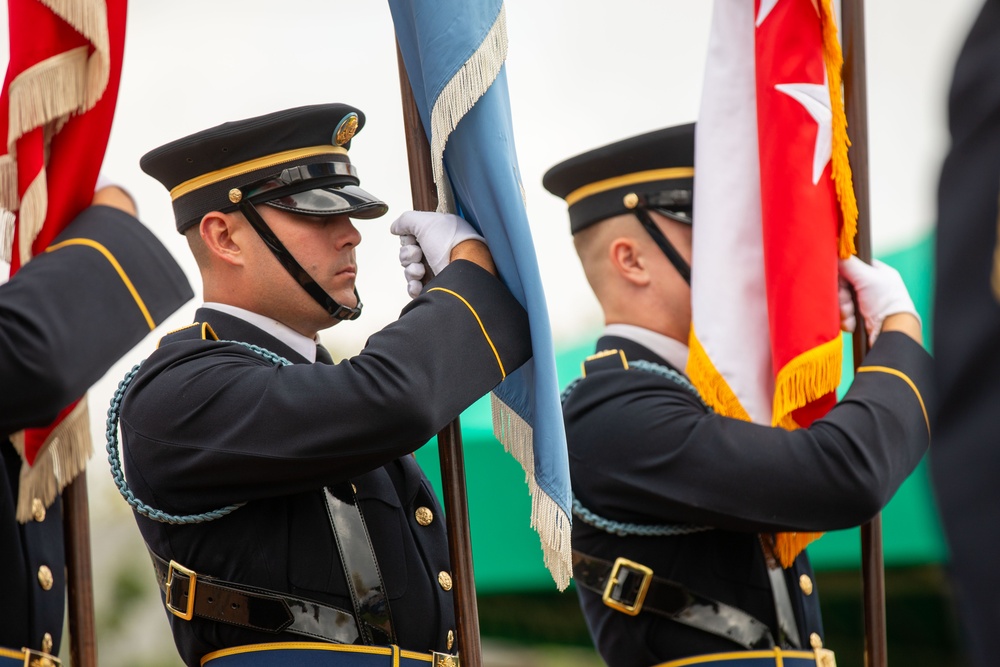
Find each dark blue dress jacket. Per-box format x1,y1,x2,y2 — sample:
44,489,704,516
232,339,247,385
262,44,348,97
119,260,532,667
563,332,932,667
0,206,192,655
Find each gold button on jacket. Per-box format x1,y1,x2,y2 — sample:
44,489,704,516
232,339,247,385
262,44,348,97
799,574,814,596
37,565,54,591
438,571,453,591
415,506,434,526
31,498,46,523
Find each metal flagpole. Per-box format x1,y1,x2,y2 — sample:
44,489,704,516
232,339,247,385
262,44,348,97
841,1,888,665
395,44,485,667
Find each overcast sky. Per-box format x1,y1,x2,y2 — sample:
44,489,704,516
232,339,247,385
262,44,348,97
0,0,987,447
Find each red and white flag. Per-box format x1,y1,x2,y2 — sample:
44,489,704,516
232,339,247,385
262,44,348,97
1,0,126,520
686,0,857,565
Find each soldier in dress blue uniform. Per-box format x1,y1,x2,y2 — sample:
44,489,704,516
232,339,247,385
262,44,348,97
115,103,532,667
931,2,1000,665
543,124,932,667
1,185,192,666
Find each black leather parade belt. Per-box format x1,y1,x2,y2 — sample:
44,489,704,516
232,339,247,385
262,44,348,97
572,550,777,650
148,549,362,645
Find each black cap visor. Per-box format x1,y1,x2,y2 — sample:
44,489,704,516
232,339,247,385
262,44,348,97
241,162,388,219
264,185,388,219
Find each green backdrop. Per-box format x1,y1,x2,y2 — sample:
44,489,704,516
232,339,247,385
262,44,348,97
414,233,943,592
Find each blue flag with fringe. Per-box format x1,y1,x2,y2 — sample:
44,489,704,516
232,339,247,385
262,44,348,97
389,0,571,589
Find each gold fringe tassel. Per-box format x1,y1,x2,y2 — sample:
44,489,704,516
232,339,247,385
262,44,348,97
11,397,93,523
0,155,17,212
775,531,825,568
491,392,572,590
17,173,48,267
771,336,842,429
6,46,89,151
686,328,752,421
0,208,14,265
39,0,111,111
819,0,858,260
428,3,508,214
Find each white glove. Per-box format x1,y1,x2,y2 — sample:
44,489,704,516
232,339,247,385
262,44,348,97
389,211,485,276
397,235,426,298
838,256,920,345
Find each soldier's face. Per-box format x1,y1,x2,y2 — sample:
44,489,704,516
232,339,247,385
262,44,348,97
250,205,362,334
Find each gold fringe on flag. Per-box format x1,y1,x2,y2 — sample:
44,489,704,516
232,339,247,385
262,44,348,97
428,3,508,214
492,393,572,591
819,0,859,260
17,173,48,268
771,335,843,430
686,327,752,421
775,530,825,568
0,209,14,265
422,2,572,589
11,398,93,523
40,0,111,112
5,0,112,511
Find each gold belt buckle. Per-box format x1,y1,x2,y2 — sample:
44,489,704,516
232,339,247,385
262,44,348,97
432,652,460,667
602,557,653,616
21,649,61,667
165,559,198,621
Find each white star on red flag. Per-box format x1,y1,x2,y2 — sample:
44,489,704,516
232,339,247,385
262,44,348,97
775,70,833,185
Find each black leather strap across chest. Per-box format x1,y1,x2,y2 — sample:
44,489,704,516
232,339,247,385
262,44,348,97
324,482,397,645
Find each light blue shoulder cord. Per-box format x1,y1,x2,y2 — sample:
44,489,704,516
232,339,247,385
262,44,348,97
562,358,714,537
106,341,292,524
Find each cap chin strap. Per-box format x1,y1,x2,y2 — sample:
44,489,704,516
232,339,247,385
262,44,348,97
238,201,363,321
633,207,691,285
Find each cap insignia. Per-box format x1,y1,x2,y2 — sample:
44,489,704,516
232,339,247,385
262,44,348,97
333,113,359,146
229,188,243,204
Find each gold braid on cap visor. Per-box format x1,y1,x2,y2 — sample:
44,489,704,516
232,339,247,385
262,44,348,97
169,145,348,201
564,167,694,206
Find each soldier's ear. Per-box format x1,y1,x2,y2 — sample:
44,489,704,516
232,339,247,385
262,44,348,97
199,211,245,267
609,236,652,287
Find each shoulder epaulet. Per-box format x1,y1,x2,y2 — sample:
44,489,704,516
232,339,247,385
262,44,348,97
581,349,629,378
155,322,219,349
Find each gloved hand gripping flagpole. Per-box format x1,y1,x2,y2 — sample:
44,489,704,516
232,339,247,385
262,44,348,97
842,1,887,665
395,44,485,667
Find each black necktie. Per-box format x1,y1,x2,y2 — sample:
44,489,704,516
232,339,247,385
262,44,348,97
315,344,334,365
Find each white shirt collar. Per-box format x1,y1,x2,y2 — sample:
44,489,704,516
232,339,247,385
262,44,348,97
201,302,318,363
602,323,689,373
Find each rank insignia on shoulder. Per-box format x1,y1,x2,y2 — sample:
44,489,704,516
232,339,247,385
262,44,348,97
156,322,219,348
581,349,629,377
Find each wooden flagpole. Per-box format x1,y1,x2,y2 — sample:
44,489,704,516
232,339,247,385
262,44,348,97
63,475,98,667
395,45,485,667
841,1,888,665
